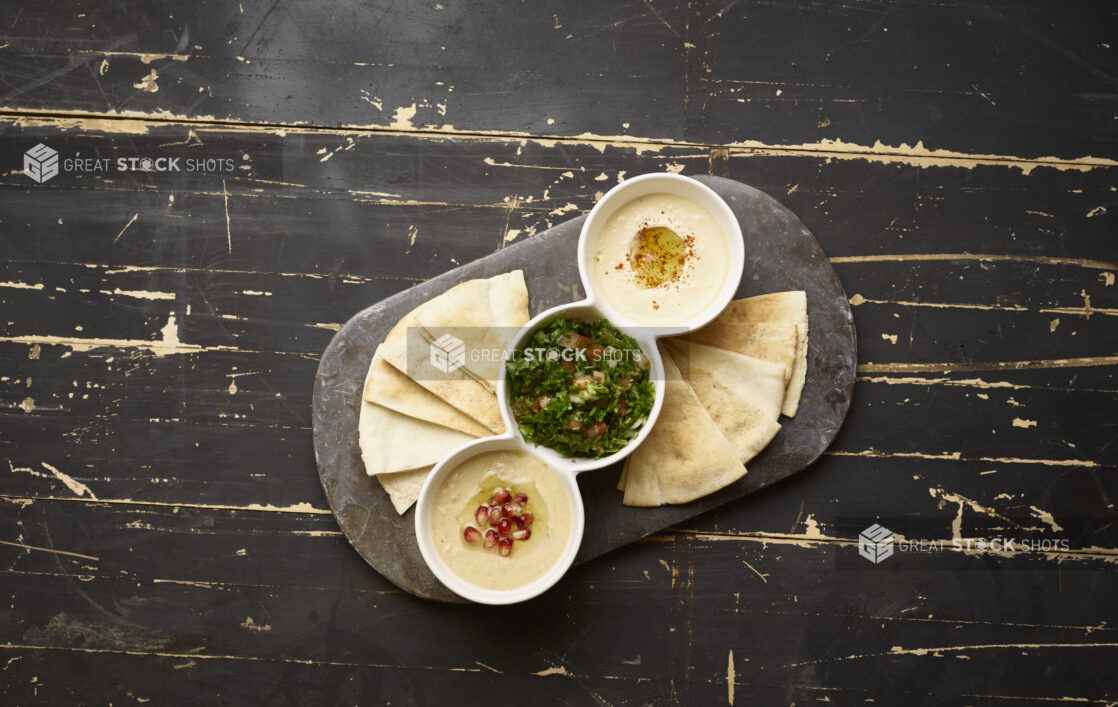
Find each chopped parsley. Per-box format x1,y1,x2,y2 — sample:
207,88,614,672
505,316,655,458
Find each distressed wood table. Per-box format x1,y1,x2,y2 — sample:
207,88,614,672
1,1,1115,704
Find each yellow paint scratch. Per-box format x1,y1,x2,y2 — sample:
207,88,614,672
741,559,768,583
89,51,190,64
10,112,1117,174
1029,506,1064,533
728,137,1118,175
132,69,159,93
844,294,1117,318
389,104,418,130
0,312,235,356
221,179,232,253
727,650,735,705
828,449,1096,468
99,288,175,301
0,539,99,562
859,355,1118,373
831,253,1117,271
42,462,96,499
890,641,1118,657
240,617,271,632
113,213,138,243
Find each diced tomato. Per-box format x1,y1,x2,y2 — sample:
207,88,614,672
619,377,631,390
587,343,605,362
558,331,589,349
617,399,628,415
560,360,575,373
569,332,591,348
585,421,607,439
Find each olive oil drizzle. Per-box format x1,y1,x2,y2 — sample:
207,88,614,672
629,226,687,288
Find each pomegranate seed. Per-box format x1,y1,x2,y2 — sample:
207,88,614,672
514,493,528,505
488,506,502,526
516,512,533,529
512,528,531,541
502,502,522,517
474,506,489,525
493,487,511,504
498,538,513,557
487,495,497,505
463,526,482,543
484,529,499,549
497,518,512,537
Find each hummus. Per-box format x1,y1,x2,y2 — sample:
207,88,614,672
587,192,731,325
430,450,572,590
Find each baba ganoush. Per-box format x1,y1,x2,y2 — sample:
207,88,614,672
588,192,731,325
430,450,571,591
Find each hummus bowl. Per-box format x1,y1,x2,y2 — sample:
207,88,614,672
415,173,745,604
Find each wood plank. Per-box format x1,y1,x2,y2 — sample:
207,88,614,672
1,503,1115,703
0,1,1114,161
3,119,1113,276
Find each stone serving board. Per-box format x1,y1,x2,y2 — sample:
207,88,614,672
312,175,857,603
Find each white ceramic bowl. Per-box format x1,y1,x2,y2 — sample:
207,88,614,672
578,172,745,333
414,173,744,604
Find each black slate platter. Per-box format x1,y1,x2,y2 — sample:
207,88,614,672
312,175,857,603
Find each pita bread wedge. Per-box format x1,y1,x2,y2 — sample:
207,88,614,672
664,348,781,464
783,318,808,418
364,346,492,438
713,291,808,418
718,291,806,325
379,271,529,432
687,320,798,384
665,339,787,421
357,357,477,476
413,270,529,386
378,466,431,515
622,350,746,507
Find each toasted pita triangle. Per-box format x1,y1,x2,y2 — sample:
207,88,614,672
378,466,432,515
621,349,746,507
379,271,528,432
784,318,808,417
665,348,781,464
357,358,477,476
718,291,805,324
711,291,808,418
364,346,492,438
687,320,798,384
665,339,787,421
414,270,529,387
